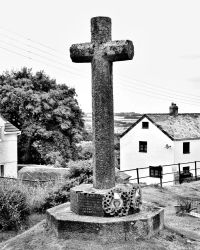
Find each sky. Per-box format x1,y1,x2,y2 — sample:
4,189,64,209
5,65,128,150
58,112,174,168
0,0,200,114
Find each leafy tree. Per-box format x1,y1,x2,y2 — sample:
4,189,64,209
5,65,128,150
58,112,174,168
0,68,84,165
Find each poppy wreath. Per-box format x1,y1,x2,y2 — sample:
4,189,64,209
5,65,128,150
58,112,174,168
102,184,142,217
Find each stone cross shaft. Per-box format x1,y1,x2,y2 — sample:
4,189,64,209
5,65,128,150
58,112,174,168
70,17,134,189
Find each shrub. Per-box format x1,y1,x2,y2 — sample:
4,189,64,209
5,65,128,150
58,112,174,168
177,198,197,216
0,185,30,230
67,160,93,184
0,179,57,219
0,160,94,221
40,189,70,212
78,141,93,160
39,179,79,212
43,151,67,168
82,130,92,141
37,160,93,212
26,181,56,213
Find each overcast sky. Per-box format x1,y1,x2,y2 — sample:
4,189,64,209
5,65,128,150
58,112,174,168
0,0,200,114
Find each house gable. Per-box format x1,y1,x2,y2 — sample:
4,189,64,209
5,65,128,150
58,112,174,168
0,115,20,135
120,114,174,141
120,114,175,175
4,121,21,135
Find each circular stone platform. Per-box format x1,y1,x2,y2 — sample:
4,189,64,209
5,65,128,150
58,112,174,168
46,202,164,243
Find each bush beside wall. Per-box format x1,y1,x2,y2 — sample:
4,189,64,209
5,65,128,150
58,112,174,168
0,185,30,230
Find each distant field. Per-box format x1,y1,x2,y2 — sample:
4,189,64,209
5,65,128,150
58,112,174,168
84,113,141,135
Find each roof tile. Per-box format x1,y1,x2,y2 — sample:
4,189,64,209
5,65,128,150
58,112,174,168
121,113,200,140
147,114,200,140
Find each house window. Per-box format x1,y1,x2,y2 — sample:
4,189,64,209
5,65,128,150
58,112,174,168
0,165,4,177
149,166,162,178
183,142,190,154
139,141,147,153
183,166,190,174
142,122,149,129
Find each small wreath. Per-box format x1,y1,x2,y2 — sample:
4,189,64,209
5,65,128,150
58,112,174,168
102,185,142,217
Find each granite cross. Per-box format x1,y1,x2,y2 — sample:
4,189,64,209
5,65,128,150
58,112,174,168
70,16,134,189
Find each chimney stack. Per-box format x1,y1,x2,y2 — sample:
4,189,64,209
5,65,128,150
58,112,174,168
169,103,178,116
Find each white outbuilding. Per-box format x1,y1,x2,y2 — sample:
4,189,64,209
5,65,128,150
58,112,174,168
0,115,21,178
120,103,200,185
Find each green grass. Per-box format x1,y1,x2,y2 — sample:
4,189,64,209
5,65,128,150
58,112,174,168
0,213,46,244
0,220,199,250
1,180,200,249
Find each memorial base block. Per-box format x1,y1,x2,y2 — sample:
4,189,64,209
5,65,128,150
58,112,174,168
46,203,164,243
70,184,105,216
70,183,142,217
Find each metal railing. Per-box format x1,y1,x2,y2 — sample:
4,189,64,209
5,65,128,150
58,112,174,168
1,160,200,188
120,161,200,187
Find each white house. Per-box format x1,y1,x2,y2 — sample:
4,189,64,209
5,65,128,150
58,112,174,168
0,115,21,178
120,103,200,186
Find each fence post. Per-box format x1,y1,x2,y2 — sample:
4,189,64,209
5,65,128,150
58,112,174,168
195,161,197,181
160,176,162,188
160,165,163,188
136,168,139,184
178,163,181,184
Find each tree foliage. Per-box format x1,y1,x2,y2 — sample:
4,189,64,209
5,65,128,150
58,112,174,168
0,68,84,165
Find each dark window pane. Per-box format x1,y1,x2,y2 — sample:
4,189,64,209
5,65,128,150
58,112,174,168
149,166,162,178
0,165,4,177
139,141,147,152
183,142,190,154
183,166,190,173
142,122,149,129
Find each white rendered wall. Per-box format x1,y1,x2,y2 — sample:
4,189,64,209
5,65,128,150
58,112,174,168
0,129,18,178
3,162,18,178
120,117,175,185
173,140,200,178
